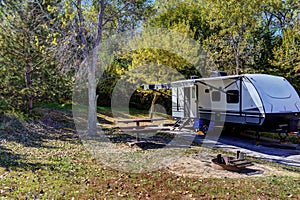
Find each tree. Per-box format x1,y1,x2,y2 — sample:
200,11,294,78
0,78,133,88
128,0,215,79
151,0,211,42
0,0,72,113
262,0,300,36
203,0,263,74
259,0,300,89
270,28,300,91
40,0,154,135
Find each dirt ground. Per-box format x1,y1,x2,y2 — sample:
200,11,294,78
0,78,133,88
103,130,300,178
165,152,300,179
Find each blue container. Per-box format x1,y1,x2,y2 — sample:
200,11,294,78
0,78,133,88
193,119,215,131
193,119,203,129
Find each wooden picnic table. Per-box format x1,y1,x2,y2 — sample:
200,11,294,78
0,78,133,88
114,117,167,141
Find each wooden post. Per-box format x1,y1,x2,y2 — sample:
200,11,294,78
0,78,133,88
236,151,240,159
149,92,160,119
217,154,222,163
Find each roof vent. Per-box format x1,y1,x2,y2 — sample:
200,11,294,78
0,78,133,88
190,75,199,79
210,71,227,77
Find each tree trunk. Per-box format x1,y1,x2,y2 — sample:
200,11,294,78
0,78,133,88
25,55,33,113
87,0,105,135
75,0,101,135
88,54,97,135
149,92,160,119
235,52,240,75
234,42,240,75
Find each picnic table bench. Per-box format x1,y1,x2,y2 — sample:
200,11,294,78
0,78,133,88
115,117,166,126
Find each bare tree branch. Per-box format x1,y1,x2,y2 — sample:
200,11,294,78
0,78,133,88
102,0,134,27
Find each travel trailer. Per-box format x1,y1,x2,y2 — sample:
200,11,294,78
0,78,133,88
143,73,300,137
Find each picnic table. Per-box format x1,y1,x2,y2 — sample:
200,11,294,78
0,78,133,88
114,117,168,141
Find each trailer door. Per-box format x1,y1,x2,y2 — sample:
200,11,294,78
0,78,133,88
184,87,191,117
190,86,198,118
183,86,197,118
172,87,184,118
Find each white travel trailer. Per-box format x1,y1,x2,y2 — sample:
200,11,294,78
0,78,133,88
143,73,300,136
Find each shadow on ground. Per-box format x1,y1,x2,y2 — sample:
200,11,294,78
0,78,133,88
0,111,78,170
104,131,176,150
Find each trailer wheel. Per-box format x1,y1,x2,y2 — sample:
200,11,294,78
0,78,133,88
255,130,260,145
201,124,209,134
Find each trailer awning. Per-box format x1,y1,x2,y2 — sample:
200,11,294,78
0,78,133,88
142,79,196,90
142,75,243,91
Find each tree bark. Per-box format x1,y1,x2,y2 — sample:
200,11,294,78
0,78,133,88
235,50,240,75
149,92,160,119
87,0,105,135
88,53,97,135
25,55,33,113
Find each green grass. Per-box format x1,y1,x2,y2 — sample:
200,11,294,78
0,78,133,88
1,107,300,199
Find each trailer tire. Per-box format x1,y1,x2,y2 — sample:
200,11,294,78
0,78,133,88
201,124,209,134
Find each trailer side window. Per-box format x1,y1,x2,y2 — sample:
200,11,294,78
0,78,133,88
211,91,221,101
227,90,239,103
